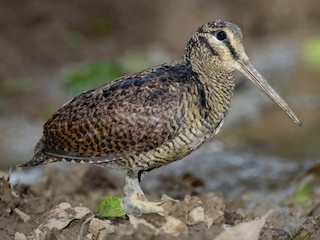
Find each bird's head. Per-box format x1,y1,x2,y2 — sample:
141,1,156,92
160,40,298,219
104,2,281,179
185,19,302,126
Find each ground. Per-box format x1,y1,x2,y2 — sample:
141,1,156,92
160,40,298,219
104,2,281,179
1,159,319,240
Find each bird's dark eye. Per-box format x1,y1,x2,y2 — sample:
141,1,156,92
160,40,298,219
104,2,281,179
215,30,227,41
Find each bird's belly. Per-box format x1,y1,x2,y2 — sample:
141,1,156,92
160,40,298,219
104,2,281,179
123,125,215,174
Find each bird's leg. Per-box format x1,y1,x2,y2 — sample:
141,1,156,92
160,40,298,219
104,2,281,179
121,175,165,216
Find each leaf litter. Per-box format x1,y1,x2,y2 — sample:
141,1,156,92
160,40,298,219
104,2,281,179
0,164,319,240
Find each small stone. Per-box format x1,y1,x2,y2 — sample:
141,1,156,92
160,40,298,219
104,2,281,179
161,216,188,236
86,233,93,240
225,208,248,225
5,208,11,214
188,206,205,225
14,208,31,223
89,217,114,237
184,195,192,205
14,232,27,240
59,202,71,210
0,171,9,181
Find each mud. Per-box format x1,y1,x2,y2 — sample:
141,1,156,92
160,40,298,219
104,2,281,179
1,164,319,240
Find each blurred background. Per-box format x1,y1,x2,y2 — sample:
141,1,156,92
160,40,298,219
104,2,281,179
0,0,319,173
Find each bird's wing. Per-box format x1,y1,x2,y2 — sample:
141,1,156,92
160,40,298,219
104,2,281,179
42,61,197,163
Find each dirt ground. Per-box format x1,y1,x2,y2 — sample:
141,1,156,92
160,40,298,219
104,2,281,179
0,164,319,240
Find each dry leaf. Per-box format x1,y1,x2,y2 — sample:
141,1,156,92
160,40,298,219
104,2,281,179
215,210,273,240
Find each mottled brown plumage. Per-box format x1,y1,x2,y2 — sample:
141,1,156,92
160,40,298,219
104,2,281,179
22,20,301,215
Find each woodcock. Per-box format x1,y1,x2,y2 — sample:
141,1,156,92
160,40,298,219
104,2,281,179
22,20,302,215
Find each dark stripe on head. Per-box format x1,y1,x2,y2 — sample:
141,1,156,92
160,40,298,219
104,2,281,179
207,20,226,29
196,26,206,34
224,40,238,60
198,36,219,56
187,37,197,48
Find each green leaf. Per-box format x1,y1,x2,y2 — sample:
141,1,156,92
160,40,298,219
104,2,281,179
293,175,314,206
97,196,126,218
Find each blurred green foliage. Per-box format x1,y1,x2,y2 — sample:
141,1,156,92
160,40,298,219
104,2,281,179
64,60,125,95
304,37,320,70
63,48,168,96
1,79,34,95
64,32,85,50
88,18,114,39
0,100,8,116
120,51,158,73
97,196,126,218
294,175,314,207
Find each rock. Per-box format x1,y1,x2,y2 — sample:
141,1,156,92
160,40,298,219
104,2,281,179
14,232,27,240
14,208,31,223
89,217,115,240
161,216,188,236
32,202,92,240
188,206,205,225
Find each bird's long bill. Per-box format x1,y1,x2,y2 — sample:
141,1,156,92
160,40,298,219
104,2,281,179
237,60,302,126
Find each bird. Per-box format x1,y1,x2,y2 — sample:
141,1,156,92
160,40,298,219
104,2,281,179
21,19,302,215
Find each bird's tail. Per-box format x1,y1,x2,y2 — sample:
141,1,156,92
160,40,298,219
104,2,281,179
18,137,59,168
19,151,59,167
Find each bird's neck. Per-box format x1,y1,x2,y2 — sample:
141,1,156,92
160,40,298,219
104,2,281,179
187,57,235,123
196,63,235,96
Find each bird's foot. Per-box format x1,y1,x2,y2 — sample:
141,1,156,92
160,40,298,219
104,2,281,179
121,192,165,216
121,175,165,216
